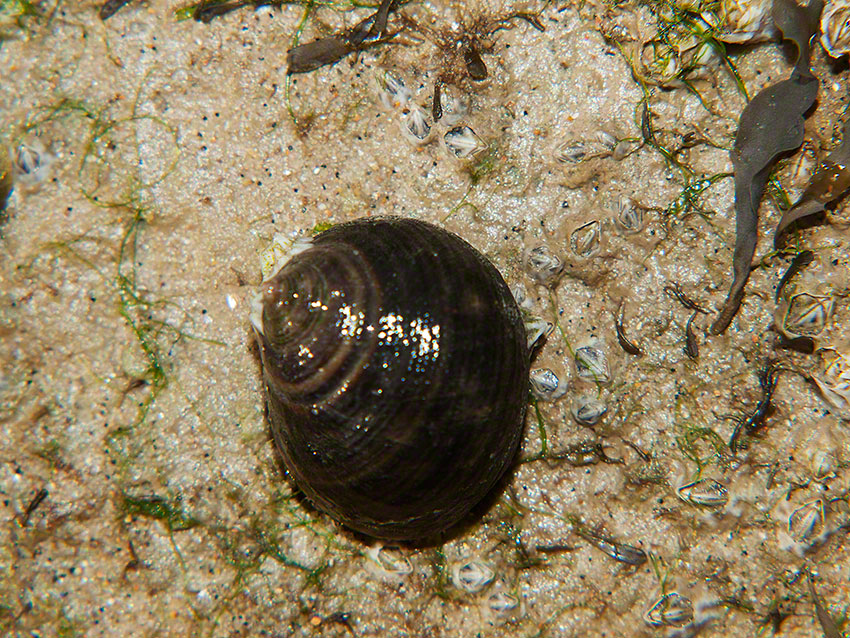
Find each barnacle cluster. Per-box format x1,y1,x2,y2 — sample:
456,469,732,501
375,70,486,159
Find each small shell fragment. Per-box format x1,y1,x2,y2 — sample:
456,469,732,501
571,394,607,426
444,125,486,159
676,478,729,507
530,368,566,401
451,560,494,593
788,499,825,543
574,343,611,384
820,0,850,57
525,245,564,286
570,220,602,258
643,592,694,627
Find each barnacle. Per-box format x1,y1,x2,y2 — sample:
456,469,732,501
13,139,54,187
366,544,414,583
376,71,413,111
571,394,607,426
525,245,564,286
400,105,432,143
812,349,850,419
783,292,833,336
713,0,776,43
451,559,494,593
554,132,616,164
484,590,518,615
530,368,566,401
574,341,611,384
676,478,729,507
569,220,602,258
821,0,850,57
644,592,695,627
612,196,643,234
788,499,826,543
444,125,486,158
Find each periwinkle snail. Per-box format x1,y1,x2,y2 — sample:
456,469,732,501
252,217,530,540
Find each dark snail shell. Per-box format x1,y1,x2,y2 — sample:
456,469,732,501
256,217,529,540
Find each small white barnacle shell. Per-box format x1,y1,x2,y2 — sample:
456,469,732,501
643,592,694,627
443,125,486,159
525,245,564,286
483,590,518,615
571,394,607,426
554,141,588,164
569,220,602,258
376,70,412,110
510,283,534,312
812,350,850,419
788,499,826,544
13,139,54,187
676,478,729,507
554,131,616,164
530,368,566,401
434,85,468,126
251,233,315,334
525,318,554,351
708,0,776,43
640,40,681,85
612,196,644,234
782,292,833,337
574,340,611,384
366,544,414,583
400,105,432,143
450,559,494,593
821,0,850,57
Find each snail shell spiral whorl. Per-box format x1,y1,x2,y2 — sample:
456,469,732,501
257,217,529,540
